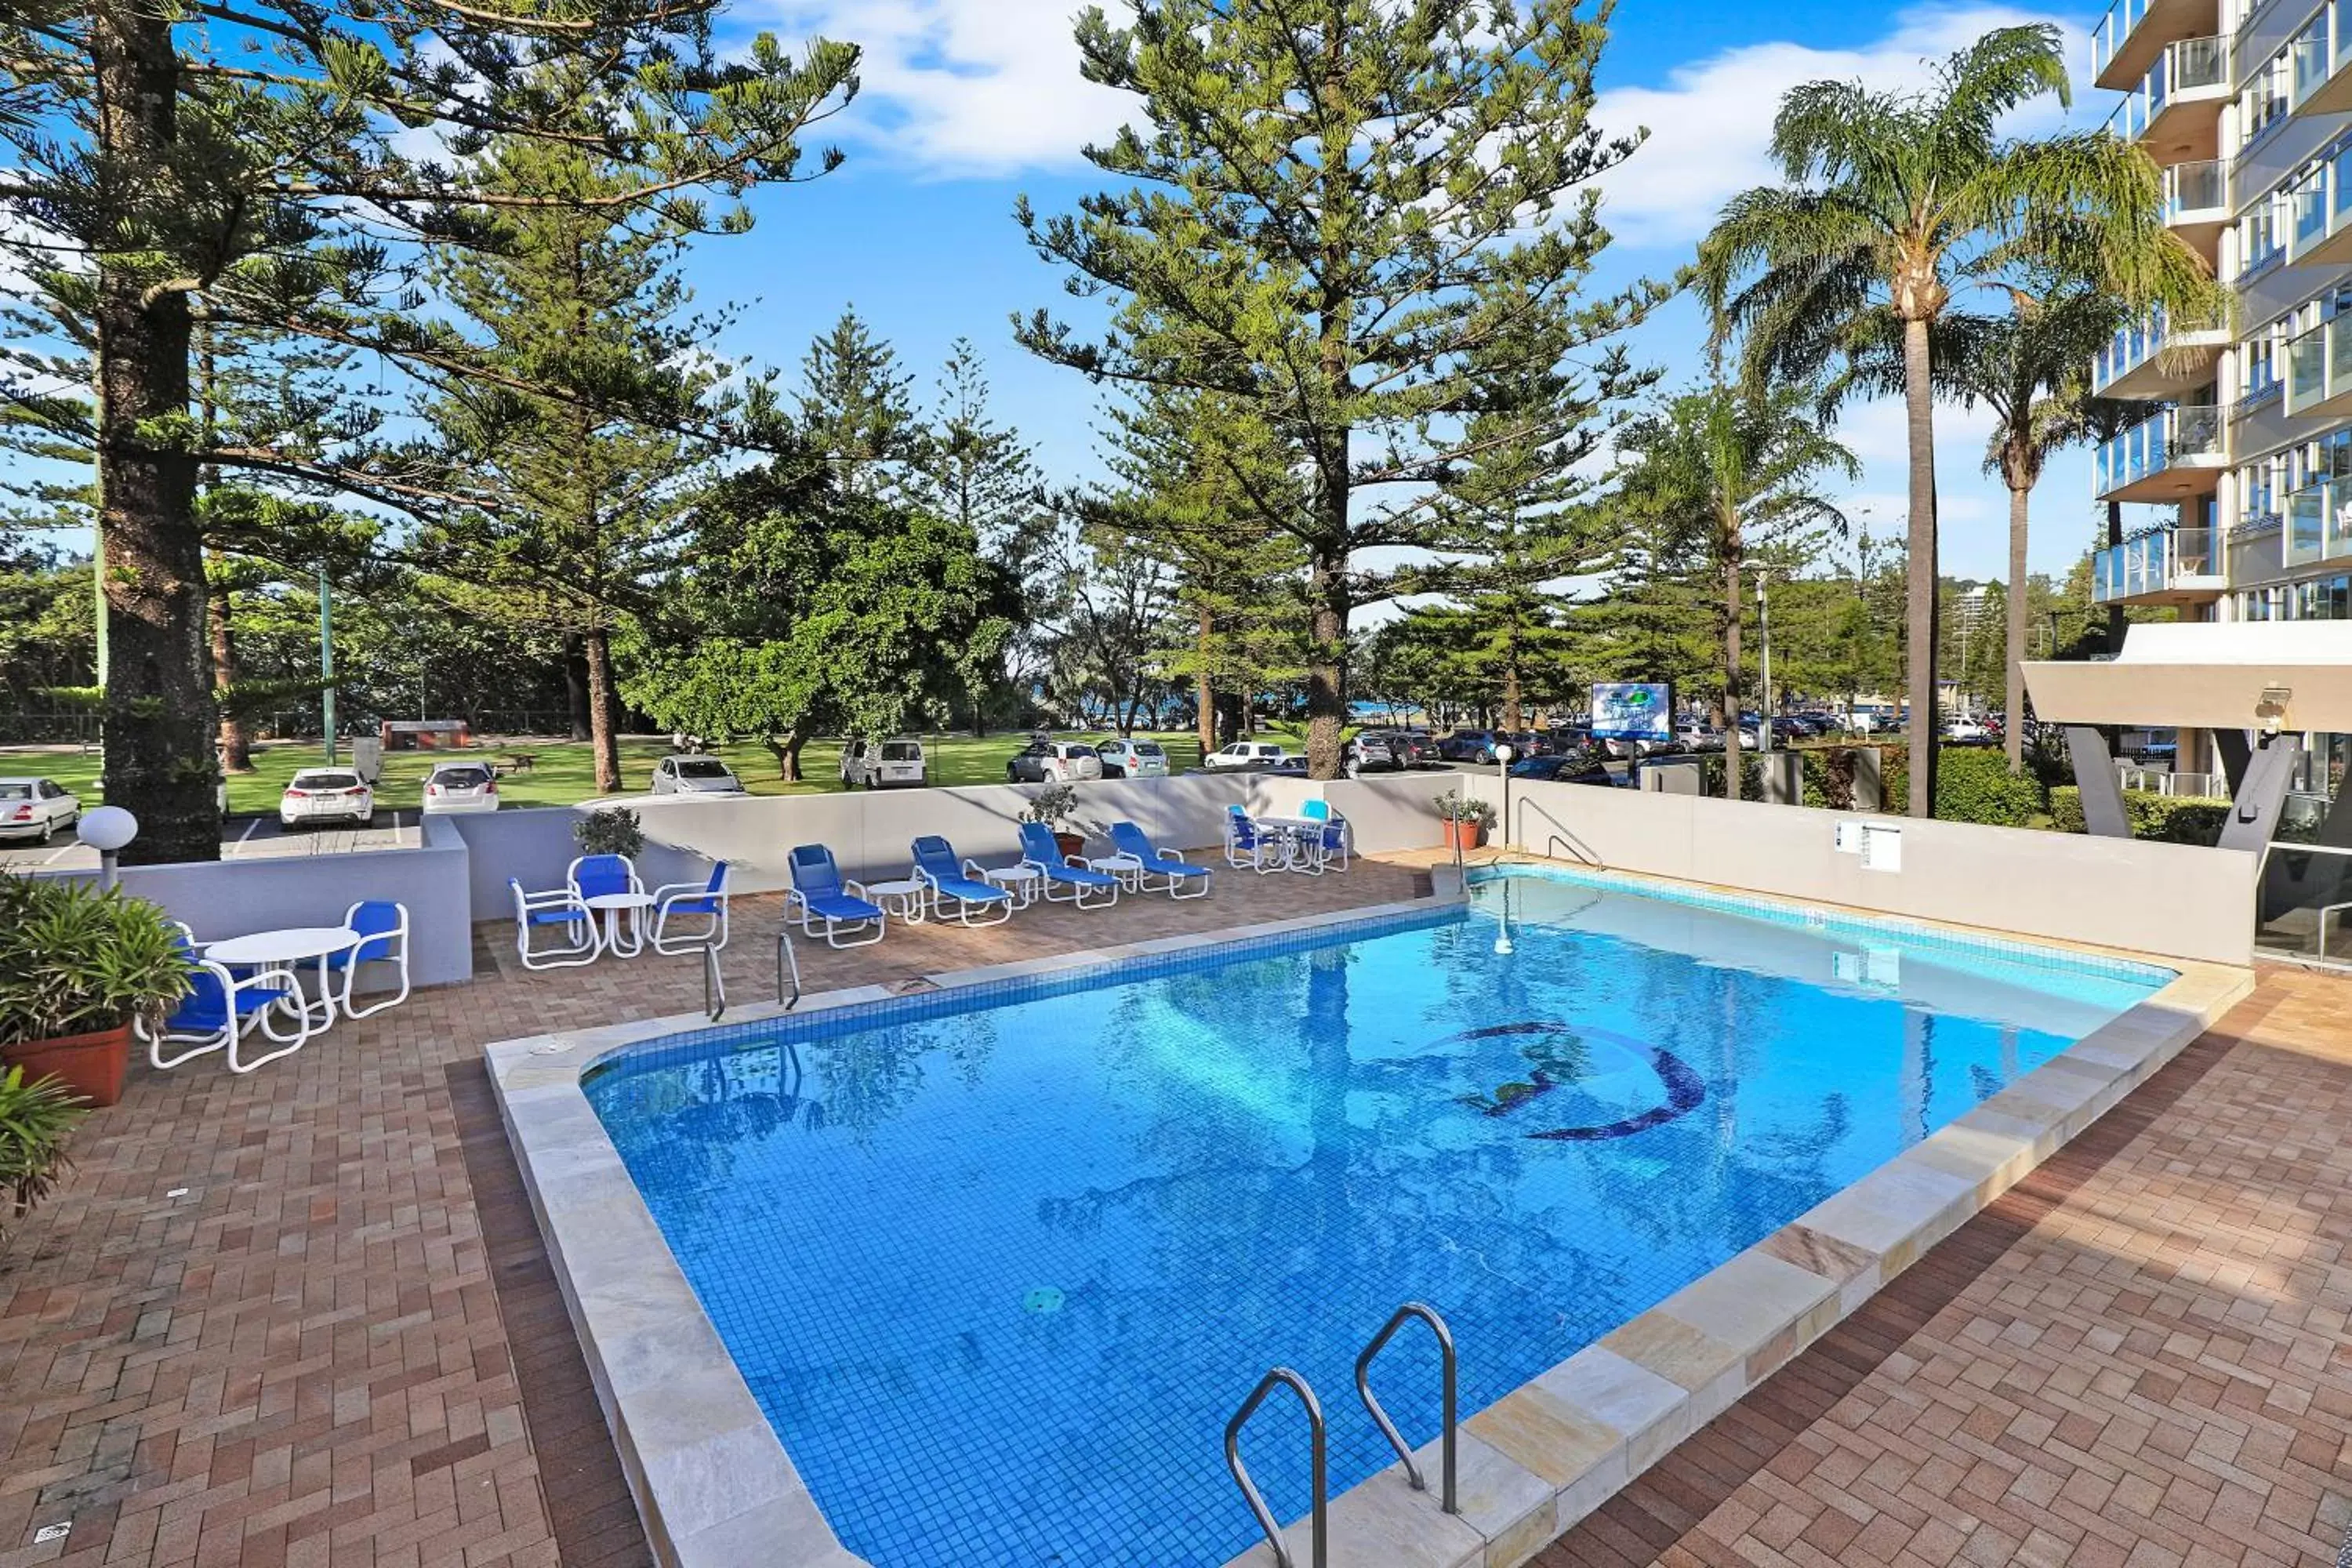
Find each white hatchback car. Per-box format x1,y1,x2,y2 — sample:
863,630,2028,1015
652,753,746,796
1203,741,1294,771
421,760,500,815
280,768,374,828
0,777,80,843
1094,738,1171,778
840,738,927,789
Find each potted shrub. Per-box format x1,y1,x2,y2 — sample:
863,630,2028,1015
0,876,193,1108
573,806,646,858
1,1065,89,1259
1434,789,1496,851
1019,783,1087,860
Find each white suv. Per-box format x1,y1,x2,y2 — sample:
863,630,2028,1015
1094,738,1170,778
1204,741,1293,771
840,738,927,789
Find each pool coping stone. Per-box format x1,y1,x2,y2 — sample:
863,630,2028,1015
484,862,2252,1568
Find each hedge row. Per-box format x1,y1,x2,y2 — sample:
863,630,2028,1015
1692,744,2045,827
2047,787,2232,845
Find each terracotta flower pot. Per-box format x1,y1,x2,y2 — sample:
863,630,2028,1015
1053,830,1087,862
1443,818,1486,851
2,1022,134,1108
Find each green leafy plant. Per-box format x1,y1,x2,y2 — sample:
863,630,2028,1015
1434,789,1497,829
1929,748,2045,828
572,808,645,859
0,876,192,1045
2049,788,2231,845
1017,783,1081,829
0,1065,89,1258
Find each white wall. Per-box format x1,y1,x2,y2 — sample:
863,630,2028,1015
1468,774,2258,967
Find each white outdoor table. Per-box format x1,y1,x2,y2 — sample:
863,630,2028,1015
978,864,1042,908
866,877,929,924
584,891,657,956
1087,853,1145,891
205,926,361,1035
1253,816,1334,871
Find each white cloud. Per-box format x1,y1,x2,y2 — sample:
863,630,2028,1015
749,1,1133,176
1592,5,2092,251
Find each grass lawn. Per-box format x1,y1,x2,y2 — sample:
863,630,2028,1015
0,727,1281,815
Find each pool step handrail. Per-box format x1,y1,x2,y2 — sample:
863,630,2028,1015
1224,1367,1327,1568
777,930,801,1011
702,940,725,1021
1355,1302,1458,1515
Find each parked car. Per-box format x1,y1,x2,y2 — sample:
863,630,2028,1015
1438,730,1504,764
652,753,746,797
1342,731,1406,773
1942,717,1993,745
1203,741,1294,771
1358,729,1432,769
1008,740,1105,782
420,760,500,815
1509,753,1623,786
280,768,374,829
841,738,928,789
1095,738,1171,779
0,777,79,844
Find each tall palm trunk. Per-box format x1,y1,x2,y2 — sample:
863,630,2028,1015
2004,476,2029,773
1900,315,1939,818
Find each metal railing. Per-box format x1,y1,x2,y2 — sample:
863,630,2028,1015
2287,316,2352,416
1225,1370,1327,1568
2091,302,2224,394
702,931,800,1021
777,930,802,1010
2093,405,2223,495
2289,140,2352,261
2282,472,2352,565
2090,526,2222,602
2091,0,2149,80
702,942,725,1020
2107,36,2228,140
1355,1304,1458,1515
2291,0,2352,105
2164,158,2227,217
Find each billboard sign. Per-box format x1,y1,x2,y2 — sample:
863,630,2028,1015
1591,681,1671,742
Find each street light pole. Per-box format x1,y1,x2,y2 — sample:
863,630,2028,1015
318,564,337,765
1756,571,1773,757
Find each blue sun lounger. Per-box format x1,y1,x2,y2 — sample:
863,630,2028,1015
909,836,1014,926
1106,821,1210,899
786,844,887,947
1017,822,1120,909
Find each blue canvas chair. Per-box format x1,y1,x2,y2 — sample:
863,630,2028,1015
1106,822,1210,899
1223,804,1283,873
909,837,1014,927
567,853,641,901
1290,803,1349,875
510,877,598,969
652,862,732,955
787,844,887,947
326,899,410,1018
1016,822,1120,909
142,933,300,1073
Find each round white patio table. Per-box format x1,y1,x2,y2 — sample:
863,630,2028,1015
978,864,1043,908
205,926,361,1035
583,891,658,957
1251,816,1334,872
866,877,929,924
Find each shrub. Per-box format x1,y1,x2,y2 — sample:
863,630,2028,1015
0,875,192,1045
2049,788,2233,845
572,807,644,858
0,1065,87,1258
1931,748,2045,828
1433,789,1497,829
1017,782,1081,828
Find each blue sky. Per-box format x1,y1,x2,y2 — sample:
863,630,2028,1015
697,0,2139,586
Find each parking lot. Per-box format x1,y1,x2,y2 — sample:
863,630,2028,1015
0,811,421,872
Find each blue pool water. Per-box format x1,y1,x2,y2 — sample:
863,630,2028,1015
584,869,2168,1566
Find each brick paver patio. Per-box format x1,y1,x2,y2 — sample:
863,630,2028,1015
4,855,2350,1568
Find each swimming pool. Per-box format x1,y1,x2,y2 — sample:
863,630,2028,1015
581,869,2170,1567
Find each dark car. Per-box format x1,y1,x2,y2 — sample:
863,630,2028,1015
1343,731,1406,772
1377,730,1435,768
1439,729,1504,764
1509,752,1621,786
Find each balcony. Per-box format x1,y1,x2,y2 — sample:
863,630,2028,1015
2106,36,2228,162
2092,0,2220,89
2161,158,2228,262
2287,143,2352,267
2291,0,2352,112
2286,314,2352,417
2282,474,2352,566
2092,405,2226,502
2091,303,2229,399
2090,527,2227,606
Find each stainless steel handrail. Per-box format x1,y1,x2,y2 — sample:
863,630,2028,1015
1355,1302,1458,1515
1225,1368,1327,1568
702,942,724,1021
776,930,801,1011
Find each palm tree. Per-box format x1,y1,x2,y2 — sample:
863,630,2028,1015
1695,24,2199,818
1614,379,1857,800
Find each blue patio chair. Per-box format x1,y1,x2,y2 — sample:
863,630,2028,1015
509,877,597,970
651,862,732,955
141,934,296,1073
567,853,641,902
1223,804,1282,873
326,899,410,1018
786,844,887,947
1300,799,1331,820
1016,822,1120,909
909,837,1014,927
1106,821,1210,900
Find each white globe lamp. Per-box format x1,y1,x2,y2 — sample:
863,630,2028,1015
79,805,139,891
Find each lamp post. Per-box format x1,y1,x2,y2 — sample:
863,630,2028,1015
1756,571,1773,757
80,806,138,891
318,564,337,765
1494,742,1515,860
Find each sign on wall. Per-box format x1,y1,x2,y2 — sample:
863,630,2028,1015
1591,681,1672,742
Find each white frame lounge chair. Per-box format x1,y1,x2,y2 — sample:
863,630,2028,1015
1107,821,1210,899
651,862,732,955
909,836,1015,927
510,877,599,969
786,844,888,948
1223,805,1283,873
1017,822,1121,909
328,899,411,1018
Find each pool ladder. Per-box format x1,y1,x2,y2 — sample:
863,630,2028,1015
699,931,801,1022
1223,1303,1457,1568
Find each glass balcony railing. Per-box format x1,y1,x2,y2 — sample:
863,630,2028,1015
2091,303,2227,392
2093,0,2152,79
2108,35,2229,139
2093,405,2223,495
2291,0,2352,106
2165,158,2227,216
2285,315,2352,413
2090,527,2222,603
2281,473,2352,565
